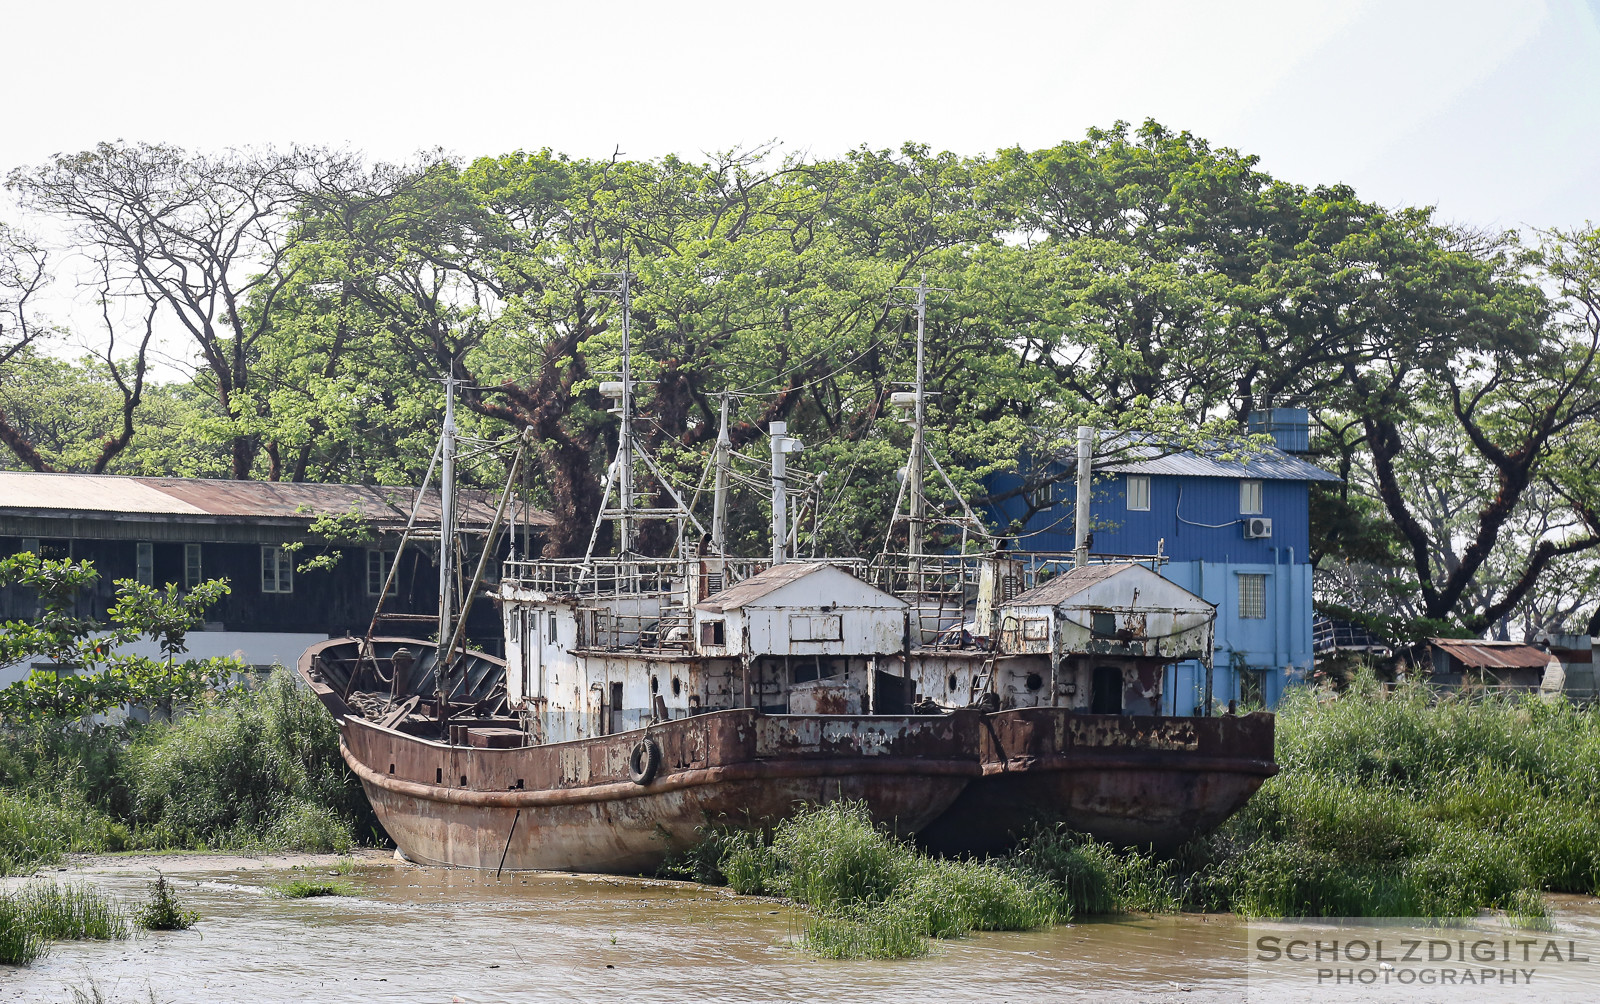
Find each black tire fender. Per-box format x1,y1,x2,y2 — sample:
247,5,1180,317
628,737,662,785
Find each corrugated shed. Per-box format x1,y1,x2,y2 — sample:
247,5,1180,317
0,471,549,528
1431,638,1552,670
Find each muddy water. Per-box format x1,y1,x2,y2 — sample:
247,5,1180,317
4,855,1598,1003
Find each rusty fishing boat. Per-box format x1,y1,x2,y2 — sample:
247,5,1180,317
299,277,1278,872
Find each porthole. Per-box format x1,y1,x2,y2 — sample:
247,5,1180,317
671,676,682,696
947,673,959,692
1025,672,1044,692
650,675,660,693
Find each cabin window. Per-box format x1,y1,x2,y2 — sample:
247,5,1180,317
366,548,396,596
549,613,559,643
700,619,726,646
261,545,294,594
790,613,843,642
1022,618,1049,641
1239,479,1263,515
1091,611,1116,636
1238,573,1266,619
793,657,840,683
1126,475,1150,511
135,542,154,586
184,543,202,590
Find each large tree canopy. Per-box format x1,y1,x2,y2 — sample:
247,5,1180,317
3,123,1597,639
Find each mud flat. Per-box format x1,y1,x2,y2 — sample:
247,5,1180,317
5,854,1599,1003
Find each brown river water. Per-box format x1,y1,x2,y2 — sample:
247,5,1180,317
4,853,1598,1003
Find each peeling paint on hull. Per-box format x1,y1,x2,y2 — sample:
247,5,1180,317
336,708,980,874
919,708,1277,854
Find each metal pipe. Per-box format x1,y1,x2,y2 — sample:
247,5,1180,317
1073,425,1094,568
908,280,928,577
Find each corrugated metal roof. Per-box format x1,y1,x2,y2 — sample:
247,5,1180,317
1082,432,1341,482
0,471,551,527
1431,638,1552,670
697,562,829,612
1005,561,1141,607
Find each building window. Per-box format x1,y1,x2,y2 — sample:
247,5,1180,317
699,619,726,647
1238,573,1266,619
1240,479,1263,515
184,544,202,590
261,545,294,594
1029,480,1053,510
1091,611,1116,636
21,537,39,556
1126,475,1150,511
549,614,559,643
1240,666,1267,706
366,549,396,596
136,542,154,587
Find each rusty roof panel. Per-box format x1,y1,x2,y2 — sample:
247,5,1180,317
0,472,553,528
1431,638,1552,670
698,562,830,611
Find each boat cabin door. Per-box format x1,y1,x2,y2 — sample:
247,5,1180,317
1091,665,1123,715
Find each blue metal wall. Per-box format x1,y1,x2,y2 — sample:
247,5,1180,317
984,468,1317,710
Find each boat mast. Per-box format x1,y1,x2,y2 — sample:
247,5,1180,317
617,270,637,558
438,374,458,670
711,393,730,555
907,276,929,580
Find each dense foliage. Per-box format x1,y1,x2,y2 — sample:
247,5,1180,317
0,672,378,875
3,126,1597,637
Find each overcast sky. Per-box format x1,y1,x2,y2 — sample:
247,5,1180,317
3,0,1596,231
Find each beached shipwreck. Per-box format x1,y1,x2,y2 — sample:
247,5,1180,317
298,280,1276,873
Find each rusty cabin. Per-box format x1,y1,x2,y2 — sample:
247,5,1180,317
994,561,1216,715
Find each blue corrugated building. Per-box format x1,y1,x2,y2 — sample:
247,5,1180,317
984,412,1338,712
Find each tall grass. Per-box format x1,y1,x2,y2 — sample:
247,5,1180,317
0,671,378,875
711,801,1064,958
11,882,128,941
1182,674,1600,918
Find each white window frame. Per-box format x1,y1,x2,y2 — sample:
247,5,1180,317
1029,480,1053,510
184,543,203,590
1126,474,1151,511
1238,573,1266,620
1239,479,1263,515
135,542,154,587
261,545,294,594
366,548,396,597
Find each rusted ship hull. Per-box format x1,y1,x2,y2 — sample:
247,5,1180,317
302,638,980,872
919,708,1277,853
343,711,977,873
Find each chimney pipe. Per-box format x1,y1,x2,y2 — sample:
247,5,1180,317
1074,426,1094,568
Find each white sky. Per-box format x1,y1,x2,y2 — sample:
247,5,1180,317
3,0,1598,358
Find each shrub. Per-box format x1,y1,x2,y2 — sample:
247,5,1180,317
132,875,197,931
711,802,1062,958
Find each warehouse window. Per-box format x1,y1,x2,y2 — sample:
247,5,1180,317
1238,573,1266,619
1126,475,1150,511
135,542,154,587
1239,479,1263,515
184,544,203,590
366,548,396,596
261,546,294,594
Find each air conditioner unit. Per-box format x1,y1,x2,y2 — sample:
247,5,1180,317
1244,517,1273,539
